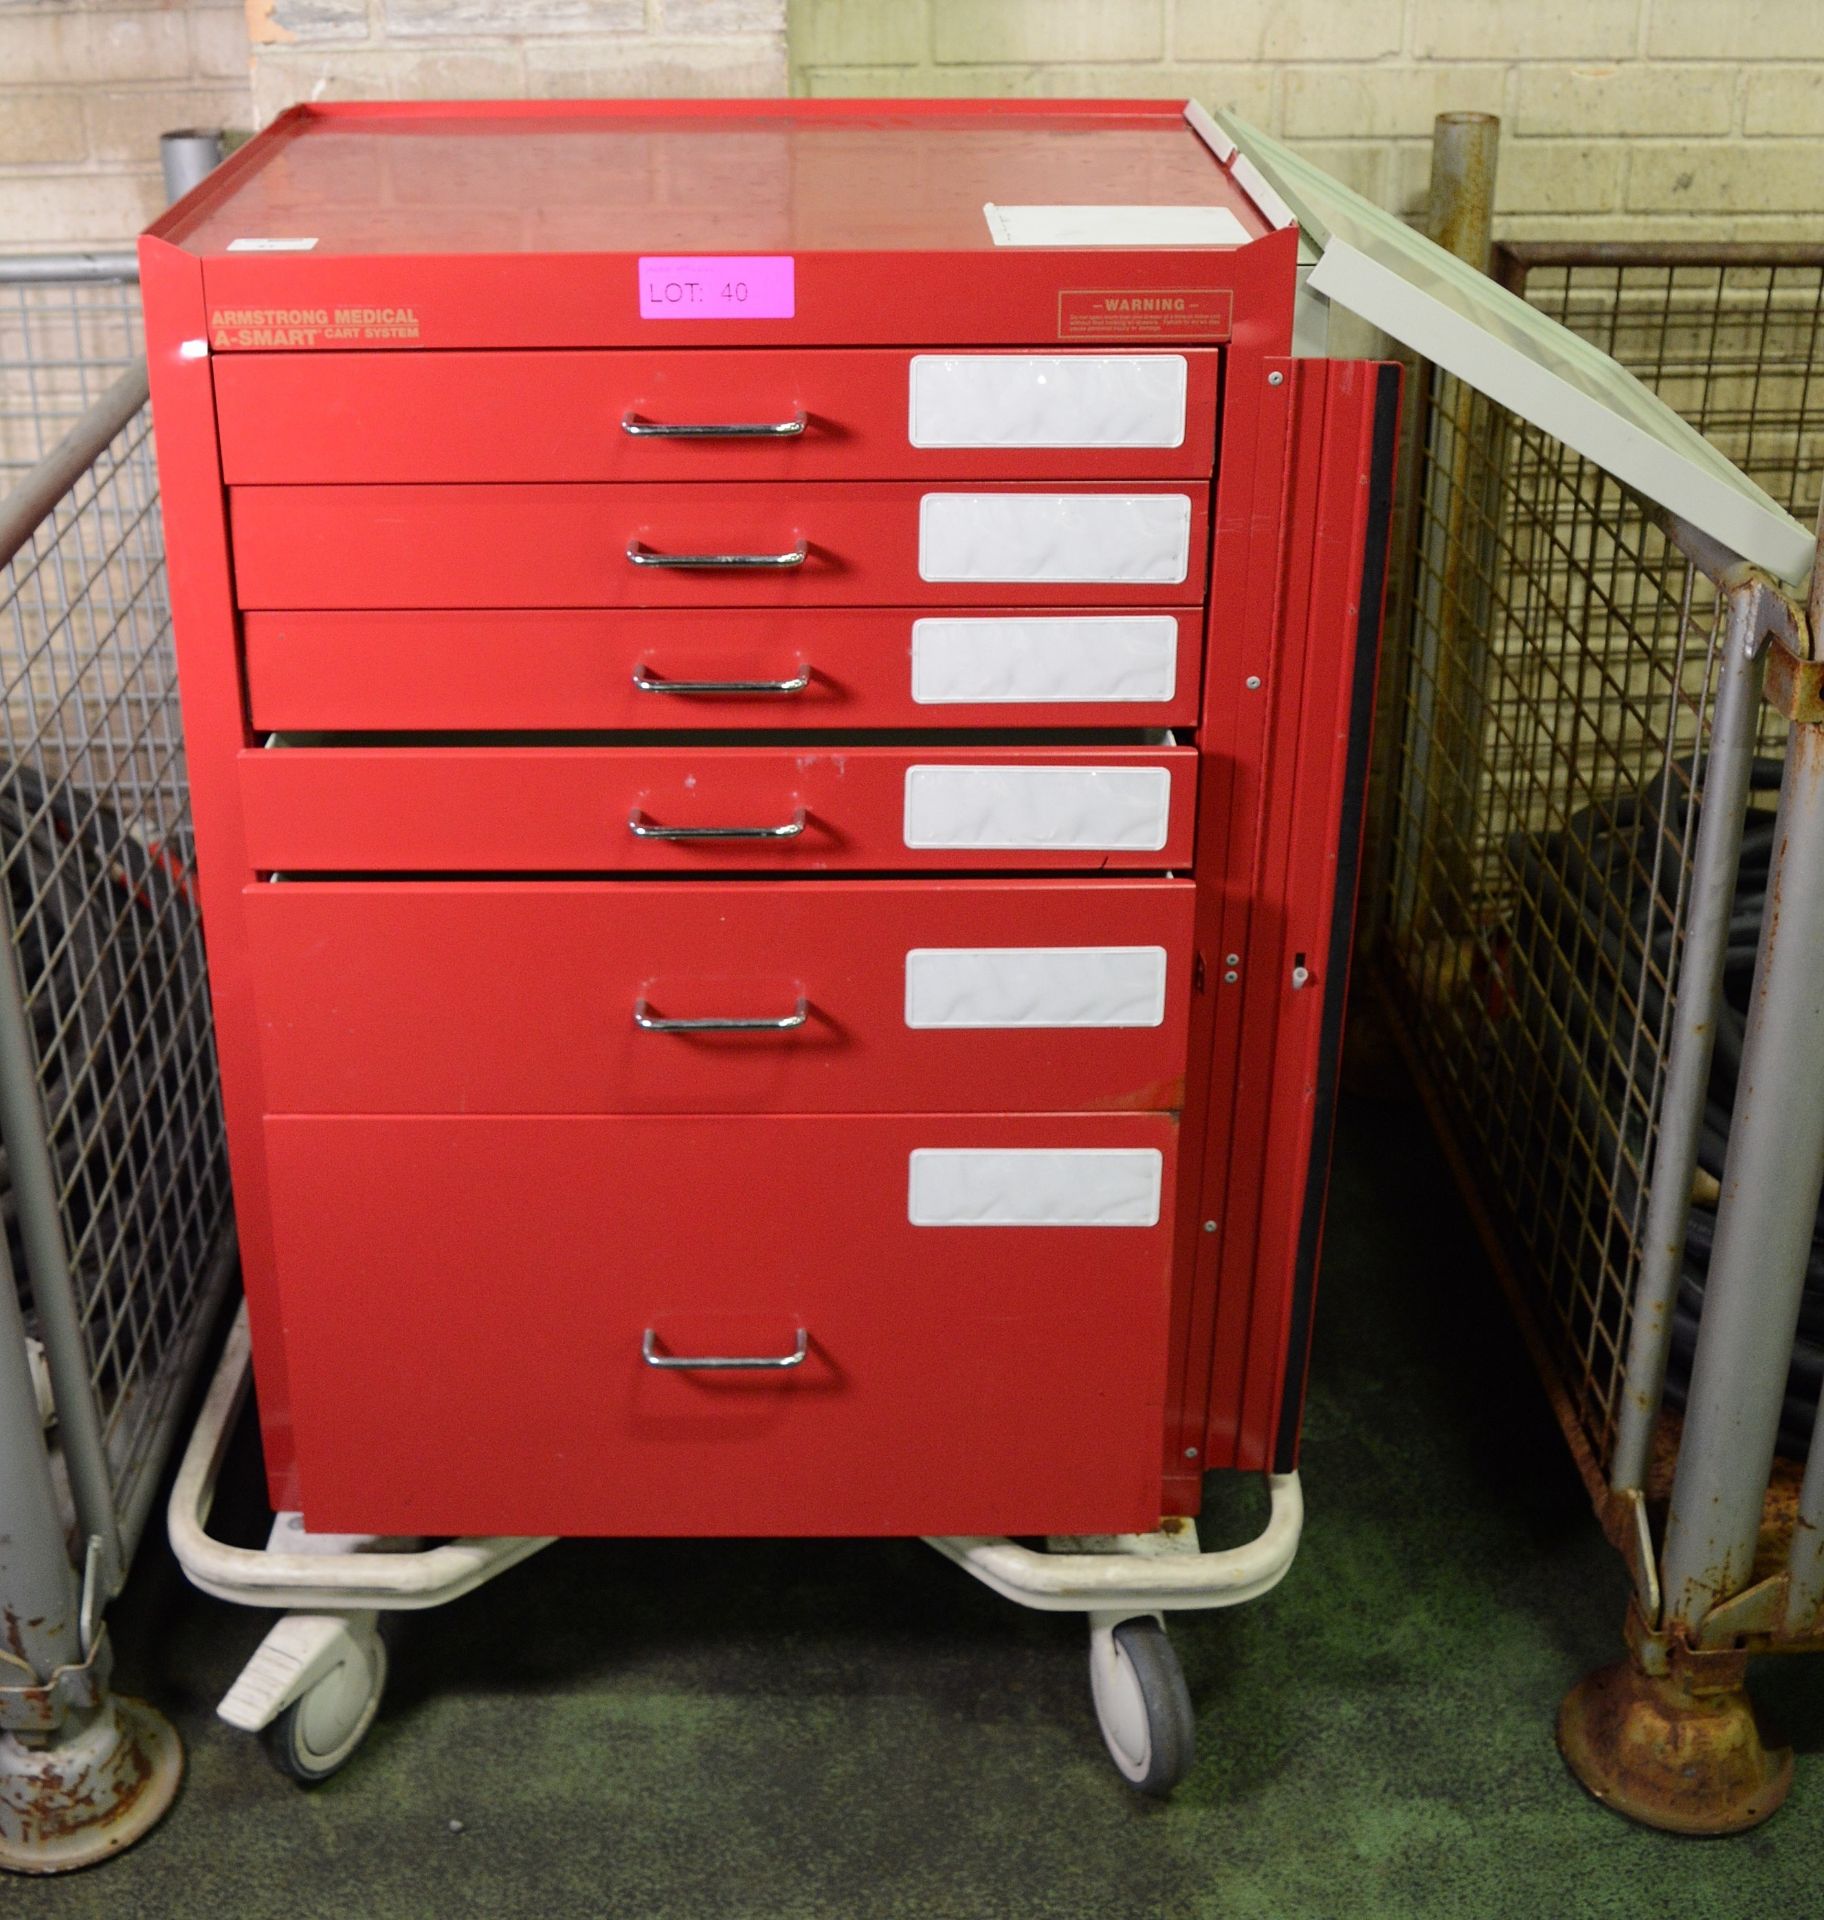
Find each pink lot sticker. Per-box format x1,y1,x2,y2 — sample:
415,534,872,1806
637,256,795,320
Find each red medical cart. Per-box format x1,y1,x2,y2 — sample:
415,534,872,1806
144,98,1399,1792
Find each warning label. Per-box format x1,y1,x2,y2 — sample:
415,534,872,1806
1058,289,1233,341
207,306,422,349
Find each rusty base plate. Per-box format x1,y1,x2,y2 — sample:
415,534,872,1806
0,1695,183,1875
1557,1658,1792,1836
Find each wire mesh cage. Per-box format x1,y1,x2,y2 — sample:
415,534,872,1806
0,264,145,484
0,234,242,1866
1378,246,1822,1487
1498,245,1824,534
0,269,232,1558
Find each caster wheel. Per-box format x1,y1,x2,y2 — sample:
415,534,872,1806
1089,1616,1195,1797
260,1622,388,1784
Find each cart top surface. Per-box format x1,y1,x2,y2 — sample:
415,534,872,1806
156,100,1274,259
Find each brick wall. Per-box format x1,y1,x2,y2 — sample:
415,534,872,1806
245,0,785,125
0,0,786,254
791,0,1824,241
2,0,1821,254
0,0,252,253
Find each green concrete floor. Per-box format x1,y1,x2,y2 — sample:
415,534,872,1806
18,1091,1824,1917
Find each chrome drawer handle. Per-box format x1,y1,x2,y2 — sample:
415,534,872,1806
627,807,806,842
621,409,807,439
626,539,808,570
642,1328,810,1371
631,663,811,696
633,996,808,1034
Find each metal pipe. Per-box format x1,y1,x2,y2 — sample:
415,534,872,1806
1426,112,1499,274
0,1231,83,1691
1661,713,1824,1631
0,364,148,574
1610,593,1768,1493
0,254,138,286
0,909,123,1596
1393,111,1501,941
1390,108,1505,940
160,128,223,205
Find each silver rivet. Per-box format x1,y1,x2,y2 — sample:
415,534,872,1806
1184,1447,1199,1459
1267,370,1284,386
1203,1219,1218,1233
1245,675,1262,690
1225,953,1239,966
1223,970,1239,983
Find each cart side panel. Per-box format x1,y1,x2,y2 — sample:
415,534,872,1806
1171,355,1399,1478
1165,342,1295,1492
138,236,300,1505
1225,358,1402,1473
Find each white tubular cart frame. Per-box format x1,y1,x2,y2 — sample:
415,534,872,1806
928,1482,1302,1614
170,1307,555,1612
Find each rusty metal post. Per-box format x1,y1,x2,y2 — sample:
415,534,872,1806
1426,113,1499,271
0,1226,181,1872
1389,114,1500,948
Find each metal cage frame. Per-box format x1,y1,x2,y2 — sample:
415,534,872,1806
1374,229,1824,1831
0,256,236,1873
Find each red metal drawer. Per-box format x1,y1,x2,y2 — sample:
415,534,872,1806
238,743,1197,873
242,607,1206,733
214,348,1220,483
227,482,1210,610
245,878,1195,1115
266,1111,1176,1536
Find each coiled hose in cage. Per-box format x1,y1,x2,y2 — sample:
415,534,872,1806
0,762,199,1338
1504,757,1824,1457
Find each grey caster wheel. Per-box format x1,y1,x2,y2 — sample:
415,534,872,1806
1088,1614,1196,1796
258,1618,390,1784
